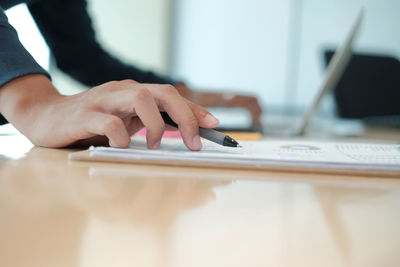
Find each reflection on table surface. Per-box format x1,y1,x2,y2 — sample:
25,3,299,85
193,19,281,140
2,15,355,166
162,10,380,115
1,135,400,267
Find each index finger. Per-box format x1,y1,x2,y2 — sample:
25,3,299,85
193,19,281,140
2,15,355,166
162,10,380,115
144,84,202,151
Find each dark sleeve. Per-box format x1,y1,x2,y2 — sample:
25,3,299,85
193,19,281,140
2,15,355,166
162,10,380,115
0,5,50,125
28,0,174,87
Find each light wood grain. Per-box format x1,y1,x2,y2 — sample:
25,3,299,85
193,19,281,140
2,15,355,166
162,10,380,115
1,134,400,267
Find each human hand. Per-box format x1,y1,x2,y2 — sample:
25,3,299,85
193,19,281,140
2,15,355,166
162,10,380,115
0,75,219,150
174,82,263,126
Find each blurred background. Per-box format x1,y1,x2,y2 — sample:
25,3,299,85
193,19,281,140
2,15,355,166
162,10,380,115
5,0,400,125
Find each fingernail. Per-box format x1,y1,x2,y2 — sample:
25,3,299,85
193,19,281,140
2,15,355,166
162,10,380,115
109,140,116,147
152,140,161,149
192,135,202,150
205,113,219,125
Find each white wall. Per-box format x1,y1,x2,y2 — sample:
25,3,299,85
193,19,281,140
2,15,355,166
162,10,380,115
171,0,400,110
6,1,400,108
171,0,291,107
87,0,172,75
296,0,400,108
5,4,50,70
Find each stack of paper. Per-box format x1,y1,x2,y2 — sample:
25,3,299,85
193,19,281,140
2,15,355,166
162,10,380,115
69,137,400,175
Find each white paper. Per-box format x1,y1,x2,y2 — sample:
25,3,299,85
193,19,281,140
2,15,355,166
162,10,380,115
89,137,400,172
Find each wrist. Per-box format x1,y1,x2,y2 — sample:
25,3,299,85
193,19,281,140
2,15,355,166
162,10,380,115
0,74,59,112
0,74,62,139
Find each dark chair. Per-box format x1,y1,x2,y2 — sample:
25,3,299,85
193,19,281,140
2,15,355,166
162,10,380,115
324,51,400,120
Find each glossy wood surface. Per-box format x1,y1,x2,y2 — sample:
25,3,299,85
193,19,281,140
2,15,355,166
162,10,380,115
1,133,400,267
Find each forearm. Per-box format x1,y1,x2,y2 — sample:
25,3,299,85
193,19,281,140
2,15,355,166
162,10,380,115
58,51,174,86
0,6,51,126
28,0,174,87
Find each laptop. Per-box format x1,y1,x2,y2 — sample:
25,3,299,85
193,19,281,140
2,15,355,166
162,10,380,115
216,9,364,136
295,9,364,136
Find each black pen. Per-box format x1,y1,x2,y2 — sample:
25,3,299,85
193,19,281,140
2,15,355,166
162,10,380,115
160,112,240,147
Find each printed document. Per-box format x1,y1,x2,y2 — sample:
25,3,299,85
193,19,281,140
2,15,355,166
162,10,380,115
87,137,400,172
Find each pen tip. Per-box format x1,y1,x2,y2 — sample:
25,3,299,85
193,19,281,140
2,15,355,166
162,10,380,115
223,136,241,147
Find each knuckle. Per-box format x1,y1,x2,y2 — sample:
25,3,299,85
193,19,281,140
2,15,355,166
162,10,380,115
197,107,209,118
104,117,123,133
101,80,120,91
162,84,178,97
185,114,198,128
187,101,209,119
121,79,137,85
135,88,152,102
107,80,119,87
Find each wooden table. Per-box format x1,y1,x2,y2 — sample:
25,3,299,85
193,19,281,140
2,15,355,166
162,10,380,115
1,133,400,267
